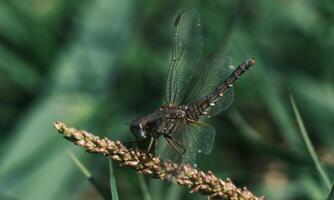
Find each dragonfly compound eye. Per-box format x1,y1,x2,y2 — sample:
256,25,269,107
129,123,147,140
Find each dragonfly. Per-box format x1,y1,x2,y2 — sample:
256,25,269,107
129,9,255,165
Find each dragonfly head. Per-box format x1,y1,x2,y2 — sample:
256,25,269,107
129,120,148,140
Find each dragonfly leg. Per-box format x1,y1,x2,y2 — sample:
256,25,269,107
146,137,157,155
124,138,157,156
164,135,186,165
186,118,209,126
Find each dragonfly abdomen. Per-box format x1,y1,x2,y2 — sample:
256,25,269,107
185,103,207,120
192,58,256,118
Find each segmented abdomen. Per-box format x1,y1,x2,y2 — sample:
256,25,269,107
186,58,255,120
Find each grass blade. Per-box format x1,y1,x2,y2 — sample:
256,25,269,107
138,175,152,200
290,95,331,189
165,184,182,200
149,179,164,200
67,151,110,199
109,160,119,200
67,151,91,178
258,63,302,153
228,110,264,144
327,183,334,200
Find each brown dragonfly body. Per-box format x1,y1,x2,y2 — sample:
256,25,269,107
129,10,255,164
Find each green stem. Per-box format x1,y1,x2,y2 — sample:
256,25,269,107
109,160,119,200
290,95,331,189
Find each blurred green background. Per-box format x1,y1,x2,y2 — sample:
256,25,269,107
1,0,334,199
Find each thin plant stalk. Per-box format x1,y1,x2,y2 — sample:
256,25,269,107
327,183,334,200
67,151,110,199
290,95,331,190
138,175,152,200
109,160,119,200
165,184,182,200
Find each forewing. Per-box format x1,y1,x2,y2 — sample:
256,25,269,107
186,55,235,116
165,9,203,105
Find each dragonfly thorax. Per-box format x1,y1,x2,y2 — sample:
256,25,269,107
129,105,188,141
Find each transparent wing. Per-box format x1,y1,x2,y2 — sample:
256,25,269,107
160,124,187,164
182,123,216,164
161,122,215,165
165,9,203,105
186,55,235,116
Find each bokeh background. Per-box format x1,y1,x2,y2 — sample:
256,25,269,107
1,0,334,199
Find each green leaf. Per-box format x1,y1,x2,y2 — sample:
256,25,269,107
138,175,152,200
0,0,134,198
228,110,264,144
165,184,182,200
327,183,334,200
67,150,91,178
109,160,119,200
68,151,110,200
290,95,331,190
